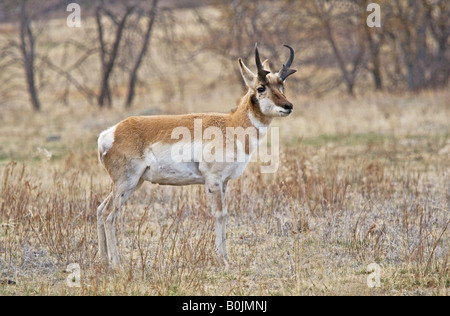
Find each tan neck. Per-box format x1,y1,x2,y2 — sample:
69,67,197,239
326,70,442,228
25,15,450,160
228,91,272,130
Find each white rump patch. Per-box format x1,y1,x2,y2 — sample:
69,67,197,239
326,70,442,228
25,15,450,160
98,125,117,158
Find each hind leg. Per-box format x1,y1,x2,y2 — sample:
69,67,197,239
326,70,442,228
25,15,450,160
97,192,113,264
105,177,144,269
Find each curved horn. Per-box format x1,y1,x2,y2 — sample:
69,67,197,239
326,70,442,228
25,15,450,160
278,45,297,81
255,43,270,83
283,45,295,68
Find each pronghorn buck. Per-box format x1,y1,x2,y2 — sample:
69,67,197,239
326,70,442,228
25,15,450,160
97,44,297,268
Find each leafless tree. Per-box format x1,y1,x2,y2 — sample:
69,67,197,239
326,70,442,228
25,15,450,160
385,0,450,91
19,0,41,111
95,1,136,108
125,0,159,108
302,0,367,95
93,0,162,108
421,0,450,88
351,0,387,90
194,1,298,82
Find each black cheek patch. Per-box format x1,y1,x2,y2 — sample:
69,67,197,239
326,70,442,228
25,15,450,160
251,94,259,108
250,94,266,117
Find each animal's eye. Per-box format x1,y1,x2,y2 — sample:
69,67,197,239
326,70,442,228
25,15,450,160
257,86,265,93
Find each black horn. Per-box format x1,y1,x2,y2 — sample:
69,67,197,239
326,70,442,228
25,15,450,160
255,43,270,83
278,45,297,81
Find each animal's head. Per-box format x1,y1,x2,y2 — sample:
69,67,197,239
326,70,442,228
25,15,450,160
239,44,297,117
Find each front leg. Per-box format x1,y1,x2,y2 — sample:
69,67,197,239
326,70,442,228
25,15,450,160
205,178,228,266
221,181,229,262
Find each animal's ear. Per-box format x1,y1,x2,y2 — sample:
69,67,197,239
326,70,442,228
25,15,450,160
238,58,256,88
262,59,272,73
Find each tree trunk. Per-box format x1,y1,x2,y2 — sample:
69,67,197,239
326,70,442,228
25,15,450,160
324,21,357,96
95,3,112,108
96,4,135,108
372,61,383,91
125,0,159,108
20,0,41,111
364,22,383,91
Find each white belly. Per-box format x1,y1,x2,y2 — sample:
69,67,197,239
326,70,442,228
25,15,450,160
141,143,204,185
141,141,252,185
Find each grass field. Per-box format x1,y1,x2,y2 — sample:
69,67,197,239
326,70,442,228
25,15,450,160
0,87,448,296
0,12,449,296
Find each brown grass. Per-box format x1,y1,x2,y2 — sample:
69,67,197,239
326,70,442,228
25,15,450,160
0,87,448,296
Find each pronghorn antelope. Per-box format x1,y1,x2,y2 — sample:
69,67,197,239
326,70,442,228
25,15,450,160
97,44,297,268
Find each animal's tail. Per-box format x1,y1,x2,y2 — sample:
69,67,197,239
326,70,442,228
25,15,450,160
97,125,116,167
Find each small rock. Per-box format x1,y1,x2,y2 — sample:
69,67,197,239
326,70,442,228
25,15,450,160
46,135,61,142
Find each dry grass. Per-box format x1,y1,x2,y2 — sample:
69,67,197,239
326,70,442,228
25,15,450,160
0,88,448,296
0,9,449,296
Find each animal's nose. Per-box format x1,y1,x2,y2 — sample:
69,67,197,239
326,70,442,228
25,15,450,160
283,103,293,112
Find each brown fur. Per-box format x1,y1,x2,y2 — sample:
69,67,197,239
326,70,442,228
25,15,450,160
102,89,273,175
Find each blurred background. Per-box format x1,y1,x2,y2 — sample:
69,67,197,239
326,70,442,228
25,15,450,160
0,0,449,112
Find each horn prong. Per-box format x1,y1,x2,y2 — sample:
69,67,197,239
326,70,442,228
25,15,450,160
279,45,297,81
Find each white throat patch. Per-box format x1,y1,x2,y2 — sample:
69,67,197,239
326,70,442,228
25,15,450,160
248,111,270,134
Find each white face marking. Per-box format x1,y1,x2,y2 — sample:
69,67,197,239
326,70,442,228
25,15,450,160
98,125,116,157
258,98,279,117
